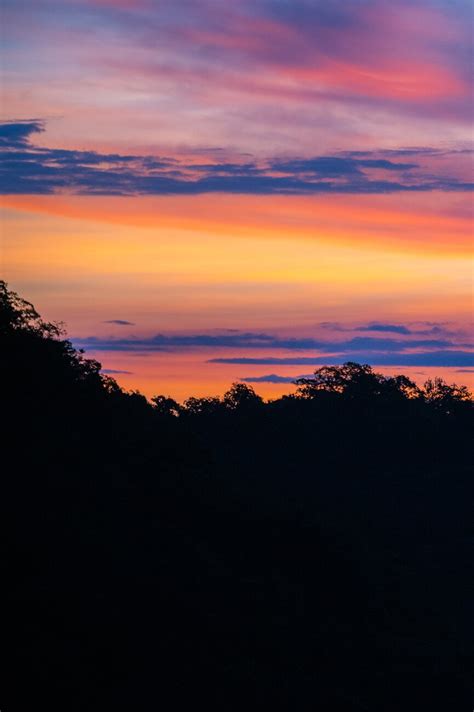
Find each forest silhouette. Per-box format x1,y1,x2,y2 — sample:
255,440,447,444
2,280,472,711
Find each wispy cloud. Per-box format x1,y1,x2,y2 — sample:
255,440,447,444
1,121,472,196
73,331,462,353
210,352,474,367
319,321,463,337
103,319,135,326
241,373,313,384
3,0,472,158
72,326,473,369
357,323,412,335
101,368,133,374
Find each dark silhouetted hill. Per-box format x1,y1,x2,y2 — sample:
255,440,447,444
2,281,472,711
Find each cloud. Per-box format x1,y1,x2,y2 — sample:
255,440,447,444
209,352,474,367
241,373,313,384
103,319,135,325
74,329,473,372
332,337,455,350
101,368,133,374
319,321,461,337
3,0,472,164
73,331,462,353
357,323,412,335
242,366,474,383
270,157,418,176
0,120,44,146
74,332,317,351
320,321,412,334
1,120,472,196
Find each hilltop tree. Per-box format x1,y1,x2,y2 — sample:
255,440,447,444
294,362,421,403
183,395,223,416
0,280,108,401
223,382,263,410
422,377,471,414
151,395,182,418
0,279,62,338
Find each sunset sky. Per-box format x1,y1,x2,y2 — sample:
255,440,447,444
1,0,472,399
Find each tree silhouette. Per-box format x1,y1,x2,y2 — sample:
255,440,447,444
0,279,62,338
3,280,473,712
294,362,374,396
294,361,424,404
0,280,108,406
223,382,263,410
183,395,223,416
422,376,471,414
151,394,182,417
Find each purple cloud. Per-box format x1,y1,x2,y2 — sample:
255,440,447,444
1,121,472,195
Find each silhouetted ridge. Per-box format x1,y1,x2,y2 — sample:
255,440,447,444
2,281,472,711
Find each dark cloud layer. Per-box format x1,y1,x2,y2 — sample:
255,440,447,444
0,120,44,146
74,332,459,353
320,321,460,337
72,326,473,369
1,121,472,196
209,352,474,367
357,323,412,335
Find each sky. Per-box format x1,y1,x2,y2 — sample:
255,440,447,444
1,0,473,399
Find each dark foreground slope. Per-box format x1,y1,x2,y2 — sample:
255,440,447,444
2,282,473,711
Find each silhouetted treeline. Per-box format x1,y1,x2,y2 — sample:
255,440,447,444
2,281,473,711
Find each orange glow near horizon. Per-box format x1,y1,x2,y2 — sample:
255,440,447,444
87,349,474,402
1,193,472,398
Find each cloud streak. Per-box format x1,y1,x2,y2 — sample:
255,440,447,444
101,368,133,374
103,319,136,325
1,121,472,196
241,373,313,384
210,352,474,368
72,327,473,369
74,331,463,353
